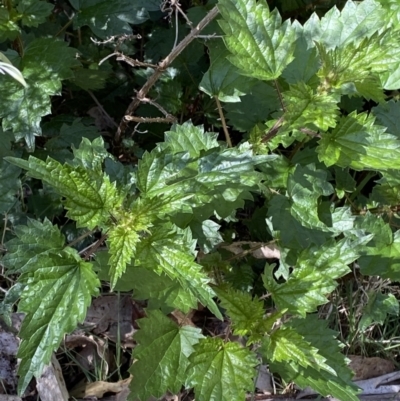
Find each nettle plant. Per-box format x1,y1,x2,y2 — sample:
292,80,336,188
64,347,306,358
1,0,400,400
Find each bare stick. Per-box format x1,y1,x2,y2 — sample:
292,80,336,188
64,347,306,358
115,6,220,142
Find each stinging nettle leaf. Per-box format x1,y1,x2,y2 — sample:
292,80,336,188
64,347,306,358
218,0,296,81
16,250,99,395
130,310,204,400
317,111,400,170
135,224,222,319
6,146,124,230
71,0,160,39
266,315,361,401
0,38,79,149
303,0,386,50
199,40,256,102
186,337,258,401
263,239,359,316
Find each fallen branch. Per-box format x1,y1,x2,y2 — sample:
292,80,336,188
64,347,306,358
115,5,220,142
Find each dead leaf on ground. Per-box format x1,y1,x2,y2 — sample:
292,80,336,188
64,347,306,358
83,295,136,348
222,241,280,259
36,354,69,401
64,334,110,377
70,377,132,398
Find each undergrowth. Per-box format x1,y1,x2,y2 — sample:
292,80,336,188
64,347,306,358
1,0,400,400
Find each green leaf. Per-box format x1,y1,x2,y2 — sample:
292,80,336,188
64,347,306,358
137,123,271,213
371,170,400,205
316,30,400,99
317,111,400,170
45,119,101,153
267,194,331,249
17,0,54,27
215,286,266,341
2,218,65,274
127,267,198,312
225,82,280,132
359,292,399,332
282,82,339,132
0,9,20,42
135,224,222,319
0,38,79,149
218,0,296,81
263,239,359,316
359,230,400,280
162,121,220,157
129,310,204,400
0,160,20,214
186,337,258,401
17,249,99,395
303,0,386,50
6,144,124,229
288,164,334,230
199,40,256,102
265,315,361,401
261,325,335,375
189,219,223,253
70,67,110,91
373,100,400,139
71,0,160,38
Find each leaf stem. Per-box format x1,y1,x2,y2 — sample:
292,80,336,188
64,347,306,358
214,96,232,147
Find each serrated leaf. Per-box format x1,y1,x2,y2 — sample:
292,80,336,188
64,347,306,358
127,267,198,312
282,26,320,85
373,100,400,139
215,286,274,343
371,170,400,205
190,219,223,253
135,224,222,319
282,82,339,132
71,0,160,39
0,9,20,42
267,194,331,250
303,0,386,50
225,82,280,132
137,123,272,213
261,325,335,375
186,337,258,401
288,164,334,230
218,0,296,81
45,119,100,153
0,160,20,214
129,310,204,400
316,30,400,99
359,230,400,280
107,223,139,289
0,38,79,149
162,121,219,157
359,292,399,332
2,218,65,274
265,315,361,401
263,239,359,316
200,40,256,102
317,111,400,170
17,0,54,27
17,250,99,395
6,145,124,229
